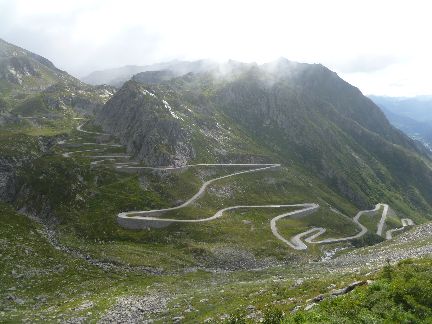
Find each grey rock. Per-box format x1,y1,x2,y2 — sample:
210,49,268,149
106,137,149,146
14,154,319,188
6,294,25,305
95,81,195,166
99,295,169,324
73,301,93,311
293,278,304,287
330,288,346,296
246,305,256,311
219,314,229,320
331,281,366,296
311,294,325,303
172,315,184,323
304,303,316,311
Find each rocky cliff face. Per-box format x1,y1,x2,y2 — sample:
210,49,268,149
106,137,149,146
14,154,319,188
210,60,431,207
96,81,195,166
0,135,56,202
0,156,18,202
9,81,115,118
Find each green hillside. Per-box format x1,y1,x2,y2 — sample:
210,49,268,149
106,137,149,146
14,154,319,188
1,49,431,322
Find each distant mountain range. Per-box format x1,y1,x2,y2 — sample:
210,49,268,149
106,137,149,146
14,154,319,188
370,95,432,122
370,95,432,150
81,60,219,87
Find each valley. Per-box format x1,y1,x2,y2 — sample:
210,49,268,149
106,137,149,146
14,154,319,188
63,121,415,251
0,37,431,323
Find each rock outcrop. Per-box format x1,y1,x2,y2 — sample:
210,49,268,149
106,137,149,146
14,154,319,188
96,81,194,166
0,135,56,202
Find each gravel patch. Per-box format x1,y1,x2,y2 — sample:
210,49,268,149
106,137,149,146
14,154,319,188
324,221,432,271
99,294,169,323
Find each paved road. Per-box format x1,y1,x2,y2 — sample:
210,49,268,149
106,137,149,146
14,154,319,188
76,122,109,135
82,142,123,147
60,123,123,158
116,163,279,170
289,204,388,248
72,121,408,250
385,218,415,239
402,218,414,226
376,203,389,236
270,207,321,250
62,148,105,158
118,164,281,217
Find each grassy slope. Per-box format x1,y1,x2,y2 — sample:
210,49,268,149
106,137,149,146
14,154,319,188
4,200,431,323
0,199,432,323
7,119,426,271
286,259,432,323
0,203,126,322
0,116,430,321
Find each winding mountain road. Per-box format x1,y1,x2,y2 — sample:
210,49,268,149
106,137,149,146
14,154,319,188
62,148,105,158
60,123,125,157
65,122,411,250
76,122,109,135
290,204,388,248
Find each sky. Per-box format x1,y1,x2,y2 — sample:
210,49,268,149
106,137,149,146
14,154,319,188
0,0,431,96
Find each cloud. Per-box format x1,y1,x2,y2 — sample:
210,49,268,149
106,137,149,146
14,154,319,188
0,0,432,96
335,55,401,73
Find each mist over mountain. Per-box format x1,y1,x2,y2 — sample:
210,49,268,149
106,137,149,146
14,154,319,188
96,58,432,210
81,60,219,87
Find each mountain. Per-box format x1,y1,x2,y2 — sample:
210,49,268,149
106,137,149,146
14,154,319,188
370,95,432,122
11,81,116,118
2,44,432,322
378,105,432,151
0,38,115,119
0,38,75,94
371,95,432,151
82,65,152,87
96,58,432,209
131,70,176,84
82,59,218,87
